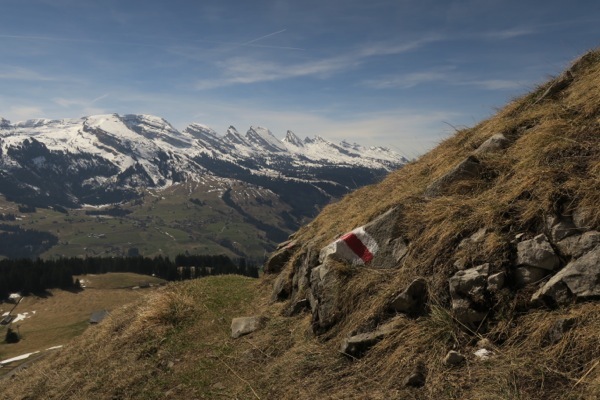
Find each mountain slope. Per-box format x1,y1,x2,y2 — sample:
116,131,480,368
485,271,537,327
2,50,599,399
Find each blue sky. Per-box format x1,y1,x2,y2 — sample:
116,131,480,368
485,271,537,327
1,0,599,157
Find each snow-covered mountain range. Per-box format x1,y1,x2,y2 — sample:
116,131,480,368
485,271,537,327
0,113,406,207
0,113,406,258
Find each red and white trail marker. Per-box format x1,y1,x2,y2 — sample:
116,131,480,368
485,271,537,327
322,227,379,265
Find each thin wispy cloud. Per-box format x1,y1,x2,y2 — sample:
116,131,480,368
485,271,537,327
466,79,526,90
0,32,303,53
91,93,110,104
485,27,537,40
363,68,454,89
363,69,528,92
243,29,287,45
194,37,440,90
0,65,55,81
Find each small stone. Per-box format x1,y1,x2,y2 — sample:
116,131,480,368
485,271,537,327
514,266,550,288
424,156,484,197
340,331,386,358
449,264,490,299
403,362,427,388
340,317,402,358
531,246,600,307
474,348,493,360
572,207,593,229
474,133,509,155
389,278,428,316
516,234,560,271
477,338,493,350
544,318,576,345
288,298,310,316
231,316,263,339
264,244,296,274
451,298,487,324
444,350,466,366
556,231,600,259
548,217,579,241
487,272,505,292
453,258,467,270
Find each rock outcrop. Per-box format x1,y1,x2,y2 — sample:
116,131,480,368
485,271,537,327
389,278,428,316
474,133,510,155
532,246,600,307
448,264,490,325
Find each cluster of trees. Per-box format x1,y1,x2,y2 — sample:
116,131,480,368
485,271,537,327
0,224,59,259
0,254,259,300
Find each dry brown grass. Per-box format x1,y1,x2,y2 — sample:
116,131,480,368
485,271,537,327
0,275,164,365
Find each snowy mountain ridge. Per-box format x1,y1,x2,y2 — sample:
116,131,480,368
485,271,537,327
0,113,406,211
0,113,407,258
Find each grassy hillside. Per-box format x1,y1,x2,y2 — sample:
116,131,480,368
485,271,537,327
2,50,600,399
0,178,293,260
0,273,166,379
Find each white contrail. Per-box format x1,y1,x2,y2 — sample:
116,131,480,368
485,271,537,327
90,93,110,104
0,32,304,51
243,29,286,45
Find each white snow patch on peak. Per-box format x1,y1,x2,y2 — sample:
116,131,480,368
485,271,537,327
187,123,219,135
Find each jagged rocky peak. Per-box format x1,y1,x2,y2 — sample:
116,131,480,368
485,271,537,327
246,126,286,152
185,123,220,139
0,117,12,129
283,130,304,147
224,125,247,145
122,114,179,135
340,139,361,150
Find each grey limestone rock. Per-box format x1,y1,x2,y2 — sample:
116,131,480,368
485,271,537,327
448,264,490,325
547,215,580,242
474,133,509,155
514,266,550,288
449,263,490,300
340,317,402,358
444,350,466,366
389,278,428,316
271,271,292,302
424,156,484,197
532,246,600,306
231,316,264,339
556,231,600,259
264,241,297,274
516,234,559,271
543,318,576,345
487,271,505,292
308,260,342,332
